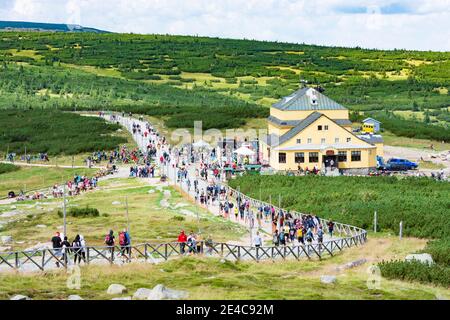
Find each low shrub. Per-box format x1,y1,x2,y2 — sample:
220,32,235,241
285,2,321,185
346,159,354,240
0,163,20,175
378,260,450,287
58,206,100,218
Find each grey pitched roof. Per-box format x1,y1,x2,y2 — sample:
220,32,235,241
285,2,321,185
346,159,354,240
272,112,323,146
267,116,301,127
273,87,347,111
363,118,381,124
269,115,352,127
357,134,384,144
334,119,352,126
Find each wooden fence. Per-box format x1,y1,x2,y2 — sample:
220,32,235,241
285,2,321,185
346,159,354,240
0,230,367,271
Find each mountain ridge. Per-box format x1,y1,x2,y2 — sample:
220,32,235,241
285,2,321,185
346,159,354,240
0,20,110,33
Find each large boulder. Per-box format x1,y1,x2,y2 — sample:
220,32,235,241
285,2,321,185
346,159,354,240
405,253,434,265
10,295,31,300
133,285,188,300
107,284,127,295
148,284,189,300
1,235,12,244
133,288,153,300
320,275,337,285
68,295,83,300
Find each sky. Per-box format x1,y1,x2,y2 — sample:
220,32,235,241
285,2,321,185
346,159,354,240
0,0,449,51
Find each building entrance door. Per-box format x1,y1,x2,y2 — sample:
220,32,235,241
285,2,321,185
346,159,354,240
323,155,338,169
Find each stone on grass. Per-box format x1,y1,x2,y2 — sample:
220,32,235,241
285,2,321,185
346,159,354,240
320,275,337,284
36,225,47,229
107,284,127,295
1,235,12,244
148,284,189,300
133,285,188,300
112,201,121,205
133,288,153,300
68,295,83,300
10,295,31,300
405,253,434,265
0,246,12,252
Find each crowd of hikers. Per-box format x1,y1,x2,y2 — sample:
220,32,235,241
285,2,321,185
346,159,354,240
42,111,342,269
14,173,101,202
50,229,131,267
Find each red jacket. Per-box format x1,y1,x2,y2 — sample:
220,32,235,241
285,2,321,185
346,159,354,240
178,233,187,243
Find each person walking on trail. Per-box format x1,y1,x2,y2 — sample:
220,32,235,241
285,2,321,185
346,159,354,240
178,230,187,254
61,236,71,265
254,231,262,248
327,220,335,238
72,234,82,265
273,230,280,247
119,230,128,259
297,226,304,245
105,230,115,256
51,231,63,268
205,234,214,255
317,226,324,245
279,229,286,246
306,227,314,245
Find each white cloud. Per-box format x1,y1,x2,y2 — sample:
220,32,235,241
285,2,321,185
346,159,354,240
1,0,449,51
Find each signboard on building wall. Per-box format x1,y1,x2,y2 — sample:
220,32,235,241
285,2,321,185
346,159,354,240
326,150,335,156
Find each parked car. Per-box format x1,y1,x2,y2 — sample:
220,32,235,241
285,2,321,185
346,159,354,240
386,158,418,171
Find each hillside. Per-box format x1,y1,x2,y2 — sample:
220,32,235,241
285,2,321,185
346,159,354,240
0,21,109,33
0,31,448,137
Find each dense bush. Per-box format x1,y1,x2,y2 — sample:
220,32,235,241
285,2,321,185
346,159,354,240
0,109,127,155
369,111,450,142
378,260,450,287
423,238,450,266
0,163,20,175
58,206,100,218
229,175,450,239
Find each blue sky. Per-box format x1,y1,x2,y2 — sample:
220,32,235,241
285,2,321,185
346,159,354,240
0,0,449,51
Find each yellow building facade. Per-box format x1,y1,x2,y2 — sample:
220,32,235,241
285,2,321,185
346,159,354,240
261,87,383,174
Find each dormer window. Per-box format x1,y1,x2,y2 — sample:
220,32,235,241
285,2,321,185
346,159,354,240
318,125,322,131
296,139,301,144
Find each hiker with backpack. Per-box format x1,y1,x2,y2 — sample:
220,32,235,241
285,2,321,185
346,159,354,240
119,230,129,259
105,230,115,256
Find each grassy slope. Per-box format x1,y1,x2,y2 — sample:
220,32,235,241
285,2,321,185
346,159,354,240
0,178,246,249
0,166,97,198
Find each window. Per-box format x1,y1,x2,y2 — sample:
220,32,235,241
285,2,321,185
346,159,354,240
318,125,322,131
335,138,340,143
309,152,319,163
307,138,312,144
338,151,347,162
279,152,286,163
347,137,352,143
296,139,301,144
295,152,305,163
321,138,326,144
351,151,361,162
324,125,329,130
